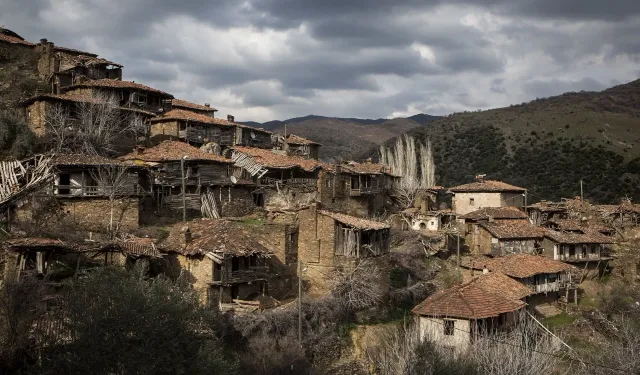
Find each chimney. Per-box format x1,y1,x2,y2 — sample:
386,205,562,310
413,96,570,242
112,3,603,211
204,103,210,108
366,158,373,164
39,38,48,44
181,226,192,246
227,114,235,122
420,196,429,214
475,174,486,183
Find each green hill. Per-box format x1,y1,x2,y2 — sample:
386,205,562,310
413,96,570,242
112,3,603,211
366,79,640,204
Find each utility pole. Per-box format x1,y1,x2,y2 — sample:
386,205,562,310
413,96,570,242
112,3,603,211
181,155,188,222
456,232,460,267
580,180,584,207
298,259,302,346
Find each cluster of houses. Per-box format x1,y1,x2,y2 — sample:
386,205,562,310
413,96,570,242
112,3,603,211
1,27,637,352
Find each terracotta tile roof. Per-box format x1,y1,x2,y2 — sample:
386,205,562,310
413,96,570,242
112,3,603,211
53,45,98,57
117,237,161,257
2,238,115,253
120,107,157,117
469,272,534,300
544,229,615,245
162,219,273,257
470,254,572,278
479,220,545,239
171,99,217,112
318,210,390,230
68,79,173,98
0,33,34,46
545,219,611,233
340,161,393,175
527,201,566,212
412,280,525,319
151,109,271,134
460,207,528,220
286,134,321,145
449,180,526,193
120,141,232,164
54,154,128,166
232,146,326,172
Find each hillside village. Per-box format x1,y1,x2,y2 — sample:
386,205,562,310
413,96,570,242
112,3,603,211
2,27,640,374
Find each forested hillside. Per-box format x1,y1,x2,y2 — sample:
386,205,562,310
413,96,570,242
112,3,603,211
367,79,640,204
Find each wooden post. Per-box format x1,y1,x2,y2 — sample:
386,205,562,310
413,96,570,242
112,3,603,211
298,260,302,346
580,180,584,207
457,234,460,266
181,157,187,222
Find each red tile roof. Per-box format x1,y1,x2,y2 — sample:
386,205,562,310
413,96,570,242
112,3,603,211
468,272,534,300
232,146,326,172
544,229,614,245
171,99,217,113
340,161,393,175
286,134,321,145
0,33,34,46
68,79,173,98
152,109,272,134
59,55,122,71
20,93,105,106
318,210,390,230
53,45,98,57
460,207,528,220
470,254,572,278
163,219,272,257
120,141,232,164
412,279,525,319
449,180,526,193
479,220,545,239
117,237,161,258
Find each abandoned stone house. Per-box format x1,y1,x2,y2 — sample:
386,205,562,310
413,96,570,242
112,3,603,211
466,219,544,256
279,134,321,160
230,146,327,212
542,229,614,269
171,99,217,117
297,205,391,294
412,272,527,354
460,207,530,253
34,38,123,94
120,141,257,221
318,160,399,217
10,154,143,236
525,201,569,226
448,177,526,216
161,219,274,310
149,109,272,148
593,199,640,229
465,254,576,305
63,79,174,114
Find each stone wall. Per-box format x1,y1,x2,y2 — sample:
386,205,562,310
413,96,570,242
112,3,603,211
452,192,524,216
25,101,47,136
149,120,179,144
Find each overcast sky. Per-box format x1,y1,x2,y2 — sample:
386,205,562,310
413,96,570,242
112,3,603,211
1,0,639,122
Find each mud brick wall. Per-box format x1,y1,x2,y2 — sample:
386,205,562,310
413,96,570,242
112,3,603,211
215,186,257,217
297,206,338,295
55,197,140,234
249,222,298,299
149,120,179,144
164,253,213,303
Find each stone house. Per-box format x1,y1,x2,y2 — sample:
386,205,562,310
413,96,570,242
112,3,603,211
120,141,257,221
64,79,173,114
448,177,526,216
11,154,143,236
34,39,123,92
525,201,568,226
469,219,544,256
161,219,274,309
231,146,327,212
171,99,217,117
593,199,640,229
318,161,398,217
280,134,321,160
466,254,576,305
297,205,391,294
412,272,527,354
149,109,272,148
460,207,530,253
0,28,34,49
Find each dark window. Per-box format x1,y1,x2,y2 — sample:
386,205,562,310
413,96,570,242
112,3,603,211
58,173,70,195
469,198,475,205
443,320,454,336
253,192,264,207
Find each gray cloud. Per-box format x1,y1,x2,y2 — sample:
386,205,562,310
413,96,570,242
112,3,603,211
0,0,638,121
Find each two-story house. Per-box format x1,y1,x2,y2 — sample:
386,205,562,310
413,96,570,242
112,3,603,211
471,219,545,256
448,177,526,216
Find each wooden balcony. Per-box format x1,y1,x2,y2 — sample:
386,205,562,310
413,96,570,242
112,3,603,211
349,186,381,196
210,267,269,286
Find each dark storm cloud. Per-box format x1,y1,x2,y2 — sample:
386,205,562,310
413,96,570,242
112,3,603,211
0,0,638,120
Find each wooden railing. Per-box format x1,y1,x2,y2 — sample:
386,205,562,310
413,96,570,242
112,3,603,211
211,267,269,285
350,186,381,196
558,253,601,261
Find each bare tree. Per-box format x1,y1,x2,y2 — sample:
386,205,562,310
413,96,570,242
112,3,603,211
44,92,146,156
330,260,384,310
90,164,134,237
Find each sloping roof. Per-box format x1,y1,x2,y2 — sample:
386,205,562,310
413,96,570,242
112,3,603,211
340,161,393,175
68,79,173,98
479,220,545,239
163,219,272,257
232,146,326,172
412,280,525,319
54,154,128,167
468,272,534,300
20,93,105,106
449,180,526,193
2,238,116,253
318,210,390,230
546,219,611,233
151,109,271,134
544,229,615,245
0,32,34,46
527,201,566,213
120,141,232,164
59,55,122,71
286,134,321,145
171,99,217,112
461,207,528,220
53,45,98,57
470,254,572,278
117,237,161,257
